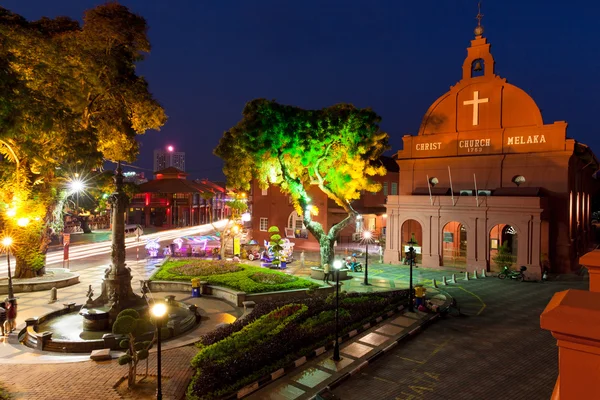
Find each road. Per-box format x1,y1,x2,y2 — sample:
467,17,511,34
0,221,227,277
330,277,588,400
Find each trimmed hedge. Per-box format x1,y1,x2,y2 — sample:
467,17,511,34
150,259,320,293
187,290,409,399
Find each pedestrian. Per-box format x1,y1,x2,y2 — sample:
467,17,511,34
323,263,331,284
5,298,16,333
0,300,6,336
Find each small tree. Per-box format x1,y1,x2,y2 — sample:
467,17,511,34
112,309,155,388
268,226,284,267
492,243,514,271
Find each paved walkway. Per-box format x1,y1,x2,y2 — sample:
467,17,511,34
0,233,588,399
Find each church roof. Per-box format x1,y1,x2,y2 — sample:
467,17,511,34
138,178,213,194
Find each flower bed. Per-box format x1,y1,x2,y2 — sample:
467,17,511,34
187,290,409,399
151,259,319,294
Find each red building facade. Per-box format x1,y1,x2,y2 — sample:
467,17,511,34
127,167,228,227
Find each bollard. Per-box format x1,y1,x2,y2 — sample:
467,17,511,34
442,276,448,285
451,274,457,284
464,271,470,281
48,287,57,304
136,247,139,262
433,278,438,288
473,270,478,279
481,269,487,278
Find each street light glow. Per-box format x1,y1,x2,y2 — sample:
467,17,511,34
2,237,13,247
151,302,167,318
333,259,342,270
17,218,30,227
167,145,174,152
70,179,85,194
363,231,372,239
6,208,16,218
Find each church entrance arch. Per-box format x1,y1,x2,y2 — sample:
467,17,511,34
441,222,467,268
400,219,422,265
489,224,518,271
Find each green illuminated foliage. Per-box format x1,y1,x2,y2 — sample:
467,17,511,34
215,99,389,265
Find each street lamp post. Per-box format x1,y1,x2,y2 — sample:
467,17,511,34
332,259,343,361
408,237,417,312
2,237,14,299
362,231,372,285
151,302,168,400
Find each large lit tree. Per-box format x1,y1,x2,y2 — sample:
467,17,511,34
215,99,389,265
0,4,166,278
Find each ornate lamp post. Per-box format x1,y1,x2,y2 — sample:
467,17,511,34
408,237,417,312
151,302,167,400
332,259,343,361
362,231,372,285
2,237,14,299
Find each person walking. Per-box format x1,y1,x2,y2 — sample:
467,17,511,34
5,298,16,333
0,300,6,336
323,263,331,284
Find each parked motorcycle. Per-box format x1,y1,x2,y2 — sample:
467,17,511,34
498,265,527,281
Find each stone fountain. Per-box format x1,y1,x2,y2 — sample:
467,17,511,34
80,162,146,331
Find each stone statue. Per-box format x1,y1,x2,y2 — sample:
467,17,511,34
86,285,94,302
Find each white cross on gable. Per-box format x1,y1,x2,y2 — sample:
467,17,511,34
463,91,489,126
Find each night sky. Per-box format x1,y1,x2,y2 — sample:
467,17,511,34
4,1,600,180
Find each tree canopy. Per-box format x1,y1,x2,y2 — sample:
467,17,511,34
215,99,389,264
0,4,166,277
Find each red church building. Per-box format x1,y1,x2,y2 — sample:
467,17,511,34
383,24,599,279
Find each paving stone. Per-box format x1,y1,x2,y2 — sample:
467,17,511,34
90,348,111,361
375,324,405,336
291,367,331,389
358,332,390,347
390,315,416,327
341,342,374,358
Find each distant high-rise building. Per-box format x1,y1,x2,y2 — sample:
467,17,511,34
153,146,185,172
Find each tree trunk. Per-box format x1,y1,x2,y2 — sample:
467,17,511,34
319,235,334,267
80,216,92,234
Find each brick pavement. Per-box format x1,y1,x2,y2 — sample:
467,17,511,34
0,345,197,400
331,279,589,400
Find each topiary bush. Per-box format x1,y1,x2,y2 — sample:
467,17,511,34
113,309,155,388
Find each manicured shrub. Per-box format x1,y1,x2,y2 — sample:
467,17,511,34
188,290,409,399
151,260,319,293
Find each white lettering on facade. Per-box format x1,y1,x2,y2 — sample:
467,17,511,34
507,135,546,146
459,138,491,153
415,142,442,151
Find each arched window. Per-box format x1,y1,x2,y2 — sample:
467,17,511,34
287,211,308,239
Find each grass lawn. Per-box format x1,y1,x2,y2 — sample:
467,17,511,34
151,259,321,294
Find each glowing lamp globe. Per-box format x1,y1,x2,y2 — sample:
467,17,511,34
241,212,251,222
6,209,16,218
70,179,84,193
2,237,13,247
167,145,174,152
151,302,167,318
363,231,372,240
17,218,30,227
333,260,343,270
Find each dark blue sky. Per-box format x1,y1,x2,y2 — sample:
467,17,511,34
4,1,600,180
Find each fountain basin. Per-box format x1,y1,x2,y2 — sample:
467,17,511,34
79,307,111,331
21,300,201,353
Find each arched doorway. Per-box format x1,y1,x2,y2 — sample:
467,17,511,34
400,219,423,265
442,222,467,268
489,224,518,271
